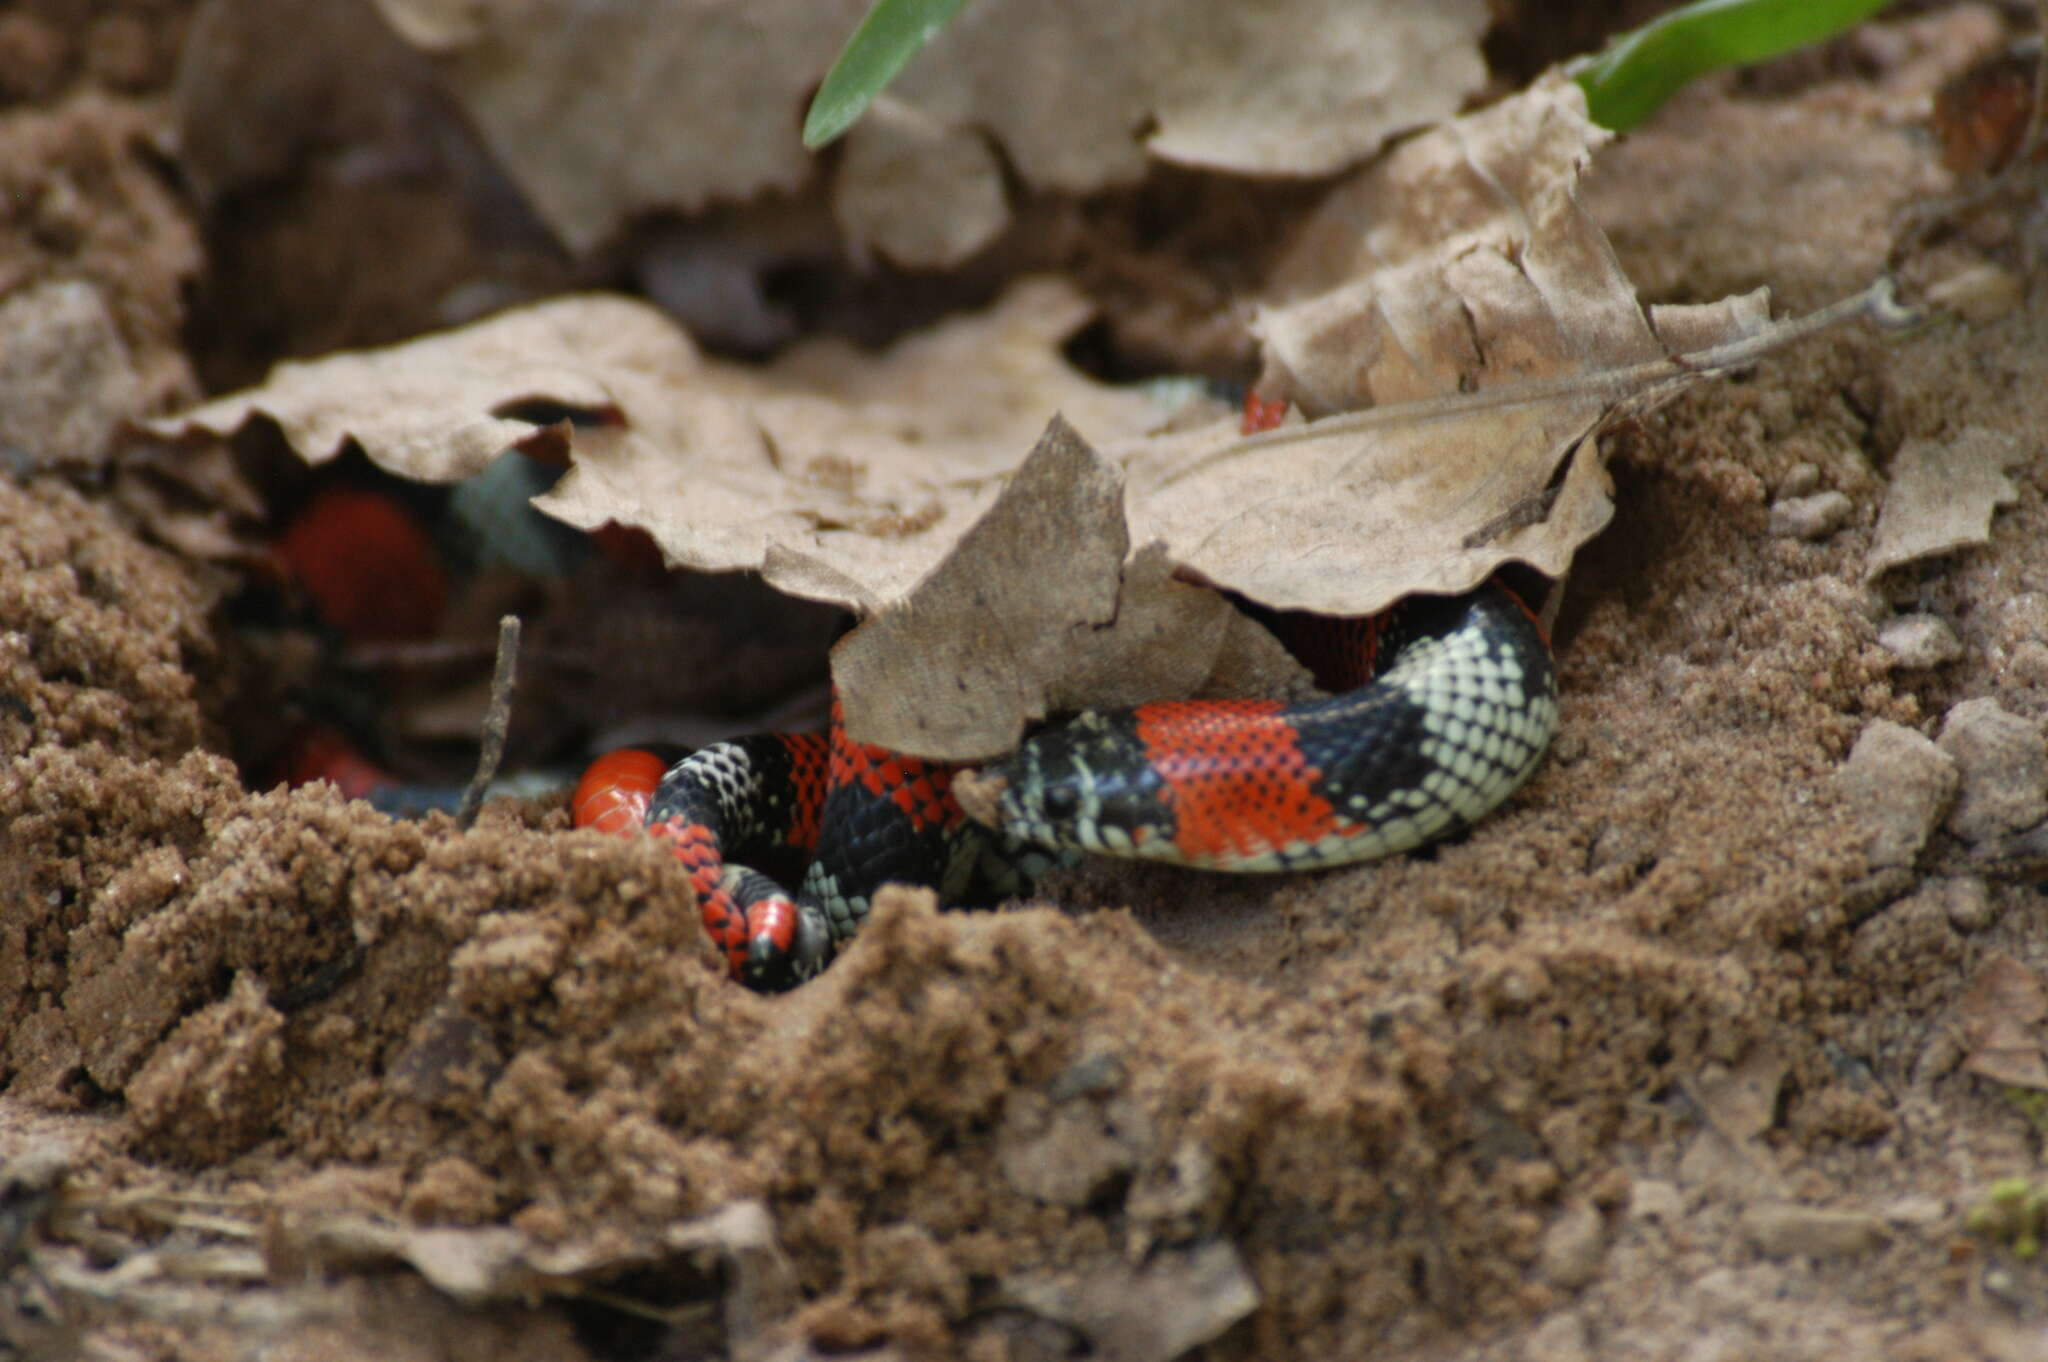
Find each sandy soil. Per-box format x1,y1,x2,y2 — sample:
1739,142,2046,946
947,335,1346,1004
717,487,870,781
6,5,2048,1360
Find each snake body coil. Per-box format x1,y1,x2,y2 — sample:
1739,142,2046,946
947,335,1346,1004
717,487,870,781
576,581,1557,989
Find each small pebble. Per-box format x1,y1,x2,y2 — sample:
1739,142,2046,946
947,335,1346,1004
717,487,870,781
996,1092,1143,1208
1983,1265,2027,1311
2011,641,2048,690
1778,461,1821,497
1922,262,2024,324
1689,1267,1758,1310
1937,698,2048,843
1937,877,1994,933
1740,1202,1889,1259
1835,721,1959,870
1524,1311,1593,1362
1881,1195,1947,1228
1877,614,1962,669
0,279,145,465
1629,1179,1684,1222
1769,490,1853,540
1537,1203,1606,1289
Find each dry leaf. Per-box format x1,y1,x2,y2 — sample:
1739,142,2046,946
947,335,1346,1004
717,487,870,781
110,442,270,562
148,279,1180,614
839,0,1489,263
370,0,1484,261
1118,77,1772,617
370,0,870,253
1958,952,2048,1091
1865,426,2025,578
834,422,1313,758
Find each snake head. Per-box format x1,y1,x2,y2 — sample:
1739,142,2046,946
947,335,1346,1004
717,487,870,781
985,713,1173,861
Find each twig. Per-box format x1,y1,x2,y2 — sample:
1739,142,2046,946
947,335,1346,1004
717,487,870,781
456,616,521,829
1151,276,1916,489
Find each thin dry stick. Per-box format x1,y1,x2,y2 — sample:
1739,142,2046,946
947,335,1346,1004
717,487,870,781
1152,276,1917,489
456,615,521,829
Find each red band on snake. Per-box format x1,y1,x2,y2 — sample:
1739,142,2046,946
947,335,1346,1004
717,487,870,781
577,580,1556,989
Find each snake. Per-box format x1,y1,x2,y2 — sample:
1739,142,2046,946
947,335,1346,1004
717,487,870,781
574,579,1558,990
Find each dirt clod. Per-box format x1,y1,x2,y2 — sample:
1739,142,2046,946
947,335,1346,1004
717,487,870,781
1836,719,1959,870
1938,697,2048,842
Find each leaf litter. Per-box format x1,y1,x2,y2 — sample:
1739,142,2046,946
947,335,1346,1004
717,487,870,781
369,0,1489,262
152,79,1912,760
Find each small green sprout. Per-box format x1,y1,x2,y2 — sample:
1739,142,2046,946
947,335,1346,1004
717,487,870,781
1570,0,1898,132
803,0,967,150
2008,1085,2048,1137
1966,1176,2048,1259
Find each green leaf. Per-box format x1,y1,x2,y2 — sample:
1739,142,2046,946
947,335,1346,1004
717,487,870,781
803,0,969,150
1571,0,1897,132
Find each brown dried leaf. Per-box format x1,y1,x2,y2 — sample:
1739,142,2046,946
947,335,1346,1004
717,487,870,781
1865,426,2025,578
149,293,675,480
148,280,1176,615
839,0,1488,264
1958,952,2048,1091
1119,77,1772,616
835,422,1311,758
370,0,870,253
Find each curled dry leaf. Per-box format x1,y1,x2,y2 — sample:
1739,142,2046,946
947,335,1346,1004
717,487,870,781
151,81,1894,760
836,96,1010,270
1124,76,1773,616
832,420,1313,759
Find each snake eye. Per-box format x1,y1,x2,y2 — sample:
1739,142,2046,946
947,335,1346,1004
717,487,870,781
1039,784,1080,822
